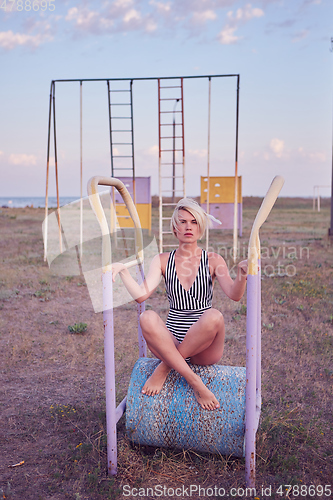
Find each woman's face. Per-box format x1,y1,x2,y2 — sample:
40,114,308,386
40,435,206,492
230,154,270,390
174,209,200,242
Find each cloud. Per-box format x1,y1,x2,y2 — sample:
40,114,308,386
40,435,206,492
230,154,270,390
217,3,264,44
65,2,157,35
191,9,217,25
9,154,37,166
298,147,326,162
217,25,240,44
123,8,141,22
0,30,53,50
149,0,171,14
227,4,264,22
0,0,260,44
292,29,309,42
302,0,322,6
254,143,328,166
188,149,208,158
65,7,114,32
114,0,135,7
141,144,159,158
270,138,284,158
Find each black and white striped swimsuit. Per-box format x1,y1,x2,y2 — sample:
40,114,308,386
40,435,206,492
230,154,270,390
165,249,213,343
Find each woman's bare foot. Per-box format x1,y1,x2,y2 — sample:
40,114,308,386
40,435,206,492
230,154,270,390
142,362,171,396
191,377,220,410
142,362,219,410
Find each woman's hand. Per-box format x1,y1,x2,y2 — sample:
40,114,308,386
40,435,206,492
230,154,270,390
111,262,127,282
238,260,248,278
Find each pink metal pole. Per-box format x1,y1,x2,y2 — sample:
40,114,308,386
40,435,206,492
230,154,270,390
245,272,258,487
136,264,147,358
256,257,262,428
245,176,284,488
102,270,117,475
87,176,145,476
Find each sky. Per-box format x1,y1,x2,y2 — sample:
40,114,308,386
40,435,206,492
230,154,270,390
0,0,332,199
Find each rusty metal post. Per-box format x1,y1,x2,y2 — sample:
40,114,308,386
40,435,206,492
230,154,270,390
44,81,54,261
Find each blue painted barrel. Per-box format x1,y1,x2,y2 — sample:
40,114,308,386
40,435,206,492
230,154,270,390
126,358,246,457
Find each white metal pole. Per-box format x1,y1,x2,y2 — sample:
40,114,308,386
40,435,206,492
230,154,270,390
80,81,83,259
206,77,211,252
102,270,117,475
245,176,284,487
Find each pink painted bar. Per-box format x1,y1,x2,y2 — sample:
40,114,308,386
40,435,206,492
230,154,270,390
245,272,258,487
245,176,284,487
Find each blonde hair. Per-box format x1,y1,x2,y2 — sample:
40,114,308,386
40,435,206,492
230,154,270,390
170,198,212,239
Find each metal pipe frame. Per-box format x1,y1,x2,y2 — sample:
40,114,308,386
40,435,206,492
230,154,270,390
313,185,330,212
45,74,240,258
328,37,333,239
245,175,284,488
50,74,239,84
206,77,212,252
87,175,146,476
233,75,240,262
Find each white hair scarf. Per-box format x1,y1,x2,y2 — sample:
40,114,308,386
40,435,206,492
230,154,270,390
205,212,222,225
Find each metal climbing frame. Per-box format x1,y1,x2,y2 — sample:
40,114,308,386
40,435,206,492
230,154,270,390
87,174,284,487
87,176,147,476
44,74,240,260
158,78,185,253
107,80,135,185
107,79,136,251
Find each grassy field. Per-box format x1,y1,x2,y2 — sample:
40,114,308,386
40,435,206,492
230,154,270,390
0,198,332,500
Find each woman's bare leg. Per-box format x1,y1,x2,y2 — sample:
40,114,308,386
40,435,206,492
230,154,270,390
180,308,225,365
139,309,225,410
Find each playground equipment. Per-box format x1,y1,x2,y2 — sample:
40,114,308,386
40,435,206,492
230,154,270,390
45,74,240,261
200,175,242,247
87,174,284,488
313,185,330,212
111,176,151,231
204,76,240,260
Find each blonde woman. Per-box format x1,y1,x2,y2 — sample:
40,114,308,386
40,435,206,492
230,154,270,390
111,198,247,410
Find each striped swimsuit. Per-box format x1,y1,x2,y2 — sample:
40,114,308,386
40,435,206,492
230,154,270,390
165,249,213,342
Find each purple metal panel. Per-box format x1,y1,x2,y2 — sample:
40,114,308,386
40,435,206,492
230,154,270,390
201,203,242,234
114,177,151,204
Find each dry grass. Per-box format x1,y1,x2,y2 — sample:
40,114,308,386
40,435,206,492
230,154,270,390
0,200,332,499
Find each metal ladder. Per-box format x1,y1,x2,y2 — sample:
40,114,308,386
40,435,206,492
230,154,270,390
107,80,136,255
158,78,185,253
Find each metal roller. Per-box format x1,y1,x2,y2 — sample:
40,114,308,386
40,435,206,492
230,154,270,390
126,358,246,457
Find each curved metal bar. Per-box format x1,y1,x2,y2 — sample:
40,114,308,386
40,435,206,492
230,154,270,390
87,175,144,272
245,175,284,488
87,175,146,476
248,176,285,275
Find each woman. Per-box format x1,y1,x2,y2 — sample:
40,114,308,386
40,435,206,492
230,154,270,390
111,198,247,411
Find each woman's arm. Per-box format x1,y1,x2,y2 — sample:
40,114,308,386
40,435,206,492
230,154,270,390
210,253,247,302
111,254,163,303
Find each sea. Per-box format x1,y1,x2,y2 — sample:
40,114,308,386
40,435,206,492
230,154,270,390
0,196,79,208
